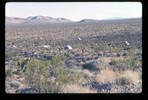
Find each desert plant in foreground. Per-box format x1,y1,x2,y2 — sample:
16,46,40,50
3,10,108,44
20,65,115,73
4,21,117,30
121,56,141,71
110,55,142,71
115,70,141,85
95,69,117,84
24,58,84,93
56,67,84,85
95,68,141,86
24,58,56,93
50,55,63,68
61,84,97,93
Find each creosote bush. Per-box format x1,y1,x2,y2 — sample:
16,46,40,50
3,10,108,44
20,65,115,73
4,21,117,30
24,58,56,93
23,57,84,93
50,55,63,68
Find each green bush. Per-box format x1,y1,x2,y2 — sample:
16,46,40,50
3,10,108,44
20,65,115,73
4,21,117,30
56,67,84,85
24,57,84,93
51,55,63,68
128,57,142,70
110,56,142,72
6,69,13,77
24,58,55,93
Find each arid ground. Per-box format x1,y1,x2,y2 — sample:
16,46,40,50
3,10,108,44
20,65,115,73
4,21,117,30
5,18,142,93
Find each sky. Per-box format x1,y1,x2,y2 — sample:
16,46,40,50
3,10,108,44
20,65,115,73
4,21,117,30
6,2,142,21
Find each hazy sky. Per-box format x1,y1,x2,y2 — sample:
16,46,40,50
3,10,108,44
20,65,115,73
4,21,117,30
6,2,142,21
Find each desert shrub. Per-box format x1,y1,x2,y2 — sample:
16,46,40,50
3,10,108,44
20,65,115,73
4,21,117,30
95,69,117,84
121,56,142,71
110,56,142,71
50,55,84,86
115,76,131,85
40,63,84,90
95,69,141,86
115,70,141,85
6,69,13,77
129,57,142,70
56,67,84,85
95,68,141,85
24,58,60,93
110,59,127,71
51,55,63,68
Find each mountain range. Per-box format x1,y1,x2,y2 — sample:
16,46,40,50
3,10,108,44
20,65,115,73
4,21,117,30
5,16,141,24
6,16,73,24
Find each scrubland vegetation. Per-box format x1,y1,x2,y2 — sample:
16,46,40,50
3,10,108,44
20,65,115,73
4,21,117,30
5,18,142,93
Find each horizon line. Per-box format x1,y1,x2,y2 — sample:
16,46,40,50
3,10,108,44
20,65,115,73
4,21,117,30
5,15,142,22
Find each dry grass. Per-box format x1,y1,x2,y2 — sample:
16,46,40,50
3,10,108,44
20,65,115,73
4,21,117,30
95,68,141,85
116,70,141,85
95,69,117,84
61,84,97,93
82,69,94,77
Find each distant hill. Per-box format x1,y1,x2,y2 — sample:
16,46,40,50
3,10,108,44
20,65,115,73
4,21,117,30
78,19,99,23
6,16,73,24
6,17,28,24
27,16,55,22
55,18,72,22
